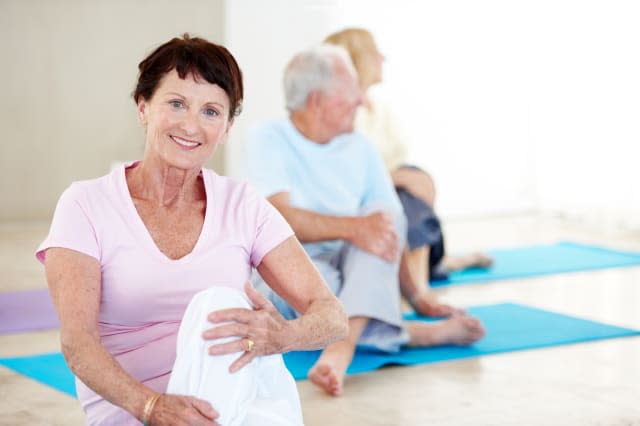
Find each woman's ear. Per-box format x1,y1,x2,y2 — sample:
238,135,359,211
137,99,148,125
219,118,234,145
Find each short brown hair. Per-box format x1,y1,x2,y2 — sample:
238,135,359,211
133,34,243,119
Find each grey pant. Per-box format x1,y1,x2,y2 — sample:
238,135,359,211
257,204,410,353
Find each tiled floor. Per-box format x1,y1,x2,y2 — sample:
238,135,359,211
1,214,639,425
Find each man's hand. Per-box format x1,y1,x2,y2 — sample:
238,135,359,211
349,212,399,262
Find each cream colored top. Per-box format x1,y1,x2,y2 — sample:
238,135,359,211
354,99,408,172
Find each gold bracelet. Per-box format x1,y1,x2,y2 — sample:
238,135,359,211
141,392,162,426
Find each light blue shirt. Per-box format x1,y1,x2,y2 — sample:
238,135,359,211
247,118,401,257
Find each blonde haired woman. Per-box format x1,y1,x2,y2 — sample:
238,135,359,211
325,28,492,315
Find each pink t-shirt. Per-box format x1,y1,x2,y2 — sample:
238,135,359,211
36,163,293,424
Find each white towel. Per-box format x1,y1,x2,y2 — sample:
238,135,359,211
167,286,304,426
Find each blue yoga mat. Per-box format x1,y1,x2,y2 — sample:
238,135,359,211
431,241,640,287
283,302,640,379
1,303,638,395
0,352,76,396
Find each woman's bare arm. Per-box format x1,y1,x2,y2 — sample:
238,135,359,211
205,236,349,371
257,236,348,351
45,248,218,425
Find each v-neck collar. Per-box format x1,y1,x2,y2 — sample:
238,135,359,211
115,161,212,264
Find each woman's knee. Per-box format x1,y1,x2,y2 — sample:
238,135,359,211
189,286,251,314
397,165,436,207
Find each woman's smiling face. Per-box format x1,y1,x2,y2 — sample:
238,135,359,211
137,69,233,171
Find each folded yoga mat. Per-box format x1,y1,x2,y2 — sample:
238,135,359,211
431,241,640,287
0,288,59,334
2,303,638,395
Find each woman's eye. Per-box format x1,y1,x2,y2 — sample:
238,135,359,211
170,100,184,108
205,108,218,117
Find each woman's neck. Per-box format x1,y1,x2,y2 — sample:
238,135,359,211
127,158,203,207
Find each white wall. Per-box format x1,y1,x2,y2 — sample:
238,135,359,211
527,1,640,230
226,0,640,228
3,0,637,228
370,0,640,223
224,0,344,180
370,1,536,217
224,0,537,218
0,0,225,221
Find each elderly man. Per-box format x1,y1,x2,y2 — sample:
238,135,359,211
247,45,484,396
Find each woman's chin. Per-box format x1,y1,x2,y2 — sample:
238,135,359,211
160,154,207,172
148,141,217,171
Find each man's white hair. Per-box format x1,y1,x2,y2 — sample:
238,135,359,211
283,44,355,112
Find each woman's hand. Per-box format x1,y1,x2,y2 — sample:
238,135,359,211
204,282,293,373
147,394,219,426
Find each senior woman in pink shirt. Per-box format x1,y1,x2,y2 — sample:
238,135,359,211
37,34,347,426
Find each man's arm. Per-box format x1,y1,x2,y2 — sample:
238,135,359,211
268,192,399,262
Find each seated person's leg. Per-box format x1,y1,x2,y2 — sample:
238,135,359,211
338,202,409,352
307,204,410,396
307,204,408,396
168,286,303,426
394,165,493,272
394,167,445,286
428,233,448,280
394,166,491,313
391,165,436,209
401,245,462,318
395,182,459,316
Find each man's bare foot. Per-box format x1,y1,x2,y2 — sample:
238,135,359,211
406,315,485,347
409,291,464,318
308,362,345,396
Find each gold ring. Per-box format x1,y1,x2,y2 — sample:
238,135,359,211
246,338,254,353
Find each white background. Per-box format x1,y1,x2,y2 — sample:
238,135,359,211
225,0,640,229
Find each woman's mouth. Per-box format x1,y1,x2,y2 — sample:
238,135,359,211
170,135,201,150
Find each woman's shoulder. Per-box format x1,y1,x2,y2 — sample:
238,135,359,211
202,168,254,198
202,169,270,215
58,170,118,204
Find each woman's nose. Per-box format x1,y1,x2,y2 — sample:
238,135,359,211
179,110,200,134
